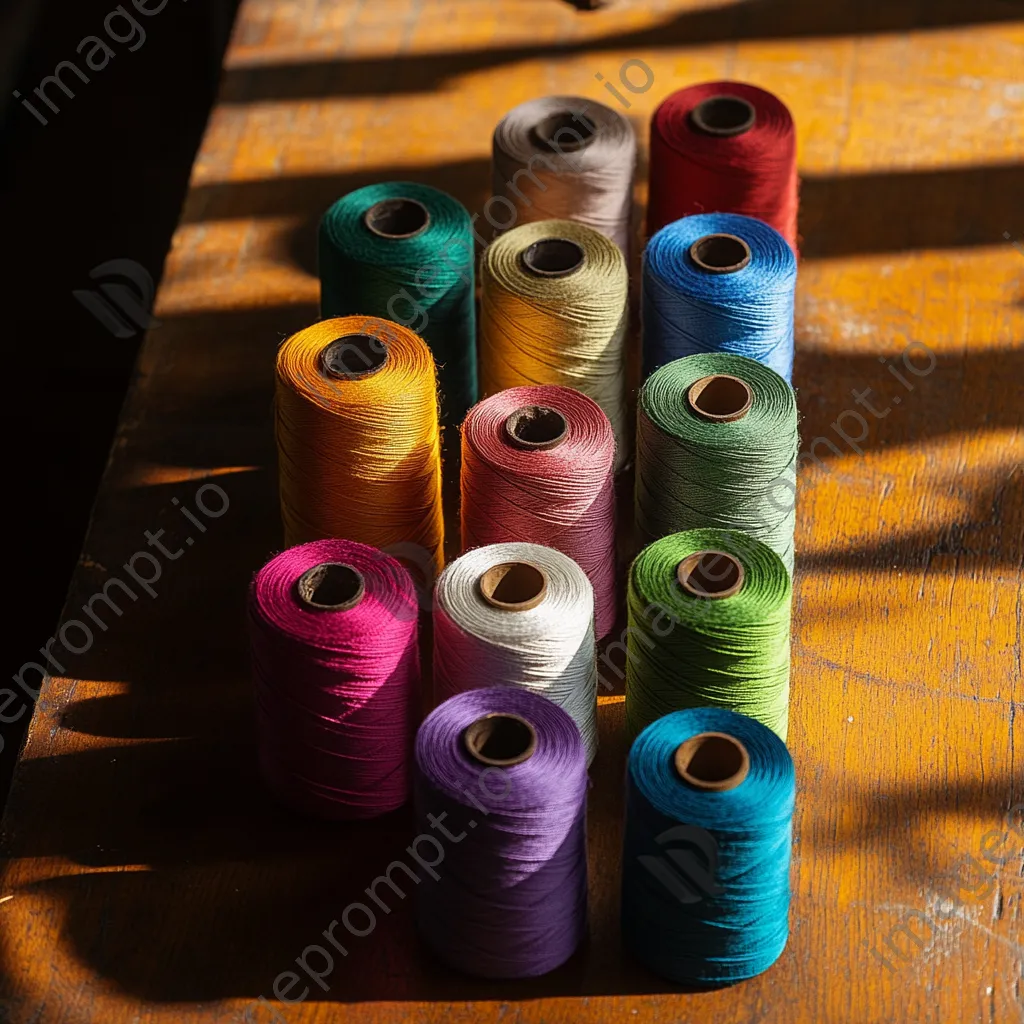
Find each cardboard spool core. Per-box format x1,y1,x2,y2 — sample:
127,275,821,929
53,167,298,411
320,333,389,380
690,94,757,137
520,238,586,278
478,561,548,611
674,732,750,791
296,562,365,611
690,233,752,274
531,111,596,153
677,550,745,599
687,374,753,423
363,197,431,239
464,712,538,767
504,405,568,450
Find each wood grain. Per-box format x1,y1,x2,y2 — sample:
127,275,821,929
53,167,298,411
2,2,1023,1022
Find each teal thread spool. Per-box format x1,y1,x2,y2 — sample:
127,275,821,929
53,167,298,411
635,353,798,575
625,528,791,740
622,707,794,985
318,182,477,426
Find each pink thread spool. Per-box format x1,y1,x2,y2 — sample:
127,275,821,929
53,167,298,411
247,539,420,819
460,385,617,637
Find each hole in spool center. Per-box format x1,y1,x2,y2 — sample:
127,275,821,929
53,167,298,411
689,233,752,274
690,94,757,137
363,197,431,239
531,111,596,153
320,333,389,380
677,550,744,600
504,405,568,450
687,375,753,423
464,713,538,767
520,238,586,278
478,561,548,611
674,732,750,791
296,562,365,611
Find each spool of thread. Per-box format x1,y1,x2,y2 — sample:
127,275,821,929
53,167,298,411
414,686,588,978
622,707,794,984
275,315,444,578
647,81,798,248
318,182,477,426
642,212,796,382
461,385,617,637
626,528,791,740
248,539,420,819
479,219,628,462
636,353,798,574
491,96,636,255
433,542,599,762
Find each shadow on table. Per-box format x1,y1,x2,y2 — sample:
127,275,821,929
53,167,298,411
5,676,1020,1007
182,157,1024,267
217,0,1024,102
3,69,1024,1004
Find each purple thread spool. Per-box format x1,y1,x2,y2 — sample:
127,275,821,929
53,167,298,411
413,687,588,978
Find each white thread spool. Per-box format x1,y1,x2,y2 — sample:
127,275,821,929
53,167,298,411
491,96,636,256
433,542,599,763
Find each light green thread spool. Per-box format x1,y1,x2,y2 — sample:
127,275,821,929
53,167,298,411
625,528,791,741
635,353,798,574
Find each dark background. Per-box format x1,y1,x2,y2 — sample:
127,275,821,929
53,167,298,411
0,0,239,808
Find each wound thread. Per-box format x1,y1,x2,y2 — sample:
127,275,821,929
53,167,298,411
642,212,796,382
433,542,599,763
461,385,617,637
248,539,420,820
491,95,636,255
414,687,588,978
275,315,444,579
647,81,798,249
480,219,629,465
626,529,791,741
623,707,794,984
636,353,798,575
319,182,477,426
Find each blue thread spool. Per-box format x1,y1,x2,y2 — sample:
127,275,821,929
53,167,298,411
641,212,796,382
622,707,795,984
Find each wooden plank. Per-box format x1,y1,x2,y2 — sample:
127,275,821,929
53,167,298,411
1,2,1022,1022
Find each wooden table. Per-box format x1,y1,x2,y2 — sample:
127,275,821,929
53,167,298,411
2,2,1022,1021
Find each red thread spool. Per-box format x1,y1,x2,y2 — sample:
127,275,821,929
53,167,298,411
646,81,798,250
460,385,617,638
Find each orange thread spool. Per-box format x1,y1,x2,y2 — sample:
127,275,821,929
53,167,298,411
275,315,445,578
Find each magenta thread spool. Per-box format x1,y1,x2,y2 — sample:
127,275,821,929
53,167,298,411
248,539,420,819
